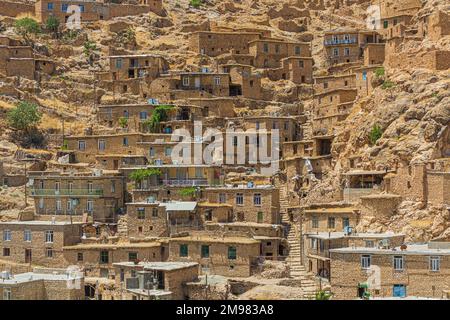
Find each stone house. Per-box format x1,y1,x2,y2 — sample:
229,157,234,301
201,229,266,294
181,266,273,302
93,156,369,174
203,185,280,224
323,29,381,65
363,43,385,66
266,56,314,84
176,97,236,118
0,220,83,267
34,0,164,23
329,241,449,299
63,241,163,278
417,10,450,41
29,171,125,222
218,64,262,99
302,205,360,234
113,261,199,300
248,39,311,68
305,231,405,280
0,268,84,300
354,64,382,97
314,73,356,95
168,233,260,277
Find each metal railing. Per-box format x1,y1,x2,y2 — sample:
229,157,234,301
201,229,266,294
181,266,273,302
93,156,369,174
162,179,209,186
324,38,357,45
31,189,104,197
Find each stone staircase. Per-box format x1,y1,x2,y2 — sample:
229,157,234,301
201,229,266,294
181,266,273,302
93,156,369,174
117,215,128,237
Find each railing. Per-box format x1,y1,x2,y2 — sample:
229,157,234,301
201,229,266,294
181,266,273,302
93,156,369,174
31,189,104,197
162,179,209,186
36,208,91,216
324,38,357,45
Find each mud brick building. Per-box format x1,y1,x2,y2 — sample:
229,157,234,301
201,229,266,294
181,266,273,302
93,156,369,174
341,170,387,202
314,73,356,95
305,231,405,280
98,54,169,96
63,241,163,278
168,234,260,277
0,268,84,300
248,39,311,68
323,29,381,65
176,97,236,118
113,261,199,300
265,56,314,84
34,0,164,23
330,241,449,299
354,65,382,97
302,205,360,234
0,221,83,267
218,64,262,99
203,185,280,224
188,31,264,57
29,171,125,222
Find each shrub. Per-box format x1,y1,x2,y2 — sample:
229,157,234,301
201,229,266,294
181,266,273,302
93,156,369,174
190,0,202,8
14,17,40,44
369,124,383,145
381,80,395,89
129,168,162,183
315,290,332,300
145,105,175,133
374,67,385,78
7,101,42,131
118,117,128,128
45,16,60,36
180,187,197,197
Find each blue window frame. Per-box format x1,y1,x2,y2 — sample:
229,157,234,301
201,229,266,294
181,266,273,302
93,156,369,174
393,284,406,297
47,2,54,10
362,71,367,81
79,4,85,12
61,3,69,12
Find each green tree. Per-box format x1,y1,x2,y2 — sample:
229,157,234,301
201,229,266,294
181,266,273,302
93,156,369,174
179,187,198,198
129,168,162,188
368,123,383,145
45,16,60,38
7,101,42,131
14,17,41,44
315,290,332,300
144,105,175,133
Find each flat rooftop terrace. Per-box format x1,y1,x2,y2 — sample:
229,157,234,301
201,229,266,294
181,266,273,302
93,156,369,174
113,261,198,271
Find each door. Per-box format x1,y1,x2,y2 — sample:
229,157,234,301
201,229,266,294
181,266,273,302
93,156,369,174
194,77,200,88
113,160,119,170
25,249,32,263
393,284,406,297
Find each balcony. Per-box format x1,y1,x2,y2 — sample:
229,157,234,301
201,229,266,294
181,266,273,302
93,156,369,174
162,179,209,186
324,38,357,46
31,189,104,197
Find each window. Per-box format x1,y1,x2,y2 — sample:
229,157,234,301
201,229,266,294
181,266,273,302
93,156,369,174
342,217,350,229
87,200,94,212
47,2,54,10
257,212,263,223
45,231,54,243
361,255,371,269
87,182,93,193
123,137,129,146
343,34,350,41
68,182,73,193
3,230,11,241
24,230,31,242
98,140,106,151
152,208,158,217
78,140,86,151
311,216,319,229
61,3,68,12
165,147,172,156
236,193,243,205
327,217,335,229
115,58,123,69
299,60,304,68
149,147,155,157
275,44,280,53
218,193,226,203
393,256,404,271
45,248,54,258
344,48,350,56
430,256,440,272
182,77,189,86
201,245,210,258
214,77,221,86
228,246,237,260
179,244,188,257
263,43,269,53
3,248,10,257
77,252,83,262
128,252,138,262
79,4,85,12
253,193,261,206
137,208,145,219
139,111,147,120
333,48,339,56
295,46,301,55
55,181,60,192
100,250,109,264
39,198,44,209
120,269,125,282
365,240,375,248
111,181,115,193
3,288,11,300
383,20,388,29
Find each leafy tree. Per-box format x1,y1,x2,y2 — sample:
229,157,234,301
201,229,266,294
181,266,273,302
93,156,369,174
7,101,42,131
129,168,162,188
14,17,41,44
118,117,128,128
315,290,332,300
368,124,383,145
179,187,198,198
145,105,175,133
45,16,60,38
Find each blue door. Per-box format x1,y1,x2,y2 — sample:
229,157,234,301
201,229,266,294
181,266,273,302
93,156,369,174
393,284,406,297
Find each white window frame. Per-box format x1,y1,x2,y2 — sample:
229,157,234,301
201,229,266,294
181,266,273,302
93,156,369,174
78,140,86,151
45,230,54,243
393,256,404,271
3,230,12,241
253,193,262,206
333,48,339,56
38,198,44,209
56,199,62,212
430,256,440,272
46,248,54,258
214,76,221,86
236,193,244,206
361,255,371,269
182,77,189,86
87,200,94,212
24,229,32,242
344,47,350,56
98,140,106,151
3,288,11,300
218,193,226,203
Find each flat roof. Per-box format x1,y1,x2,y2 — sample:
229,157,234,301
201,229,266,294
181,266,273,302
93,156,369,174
304,207,358,214
113,261,198,271
160,201,197,211
205,184,275,190
169,235,259,245
206,221,281,229
0,272,83,285
0,220,83,226
63,242,161,250
330,244,450,255
306,231,403,240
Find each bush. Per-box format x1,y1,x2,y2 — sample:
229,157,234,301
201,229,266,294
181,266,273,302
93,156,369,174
190,0,202,8
315,290,332,300
7,101,42,131
14,17,40,43
129,168,162,183
369,124,382,145
179,187,197,197
374,67,385,78
381,80,395,89
118,117,128,128
45,16,60,36
145,105,175,133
